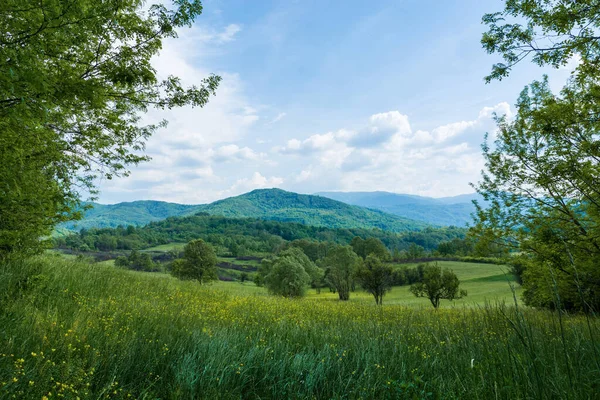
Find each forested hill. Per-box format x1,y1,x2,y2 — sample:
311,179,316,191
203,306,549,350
55,213,465,254
62,189,430,233
193,189,429,232
316,191,483,226
61,201,200,231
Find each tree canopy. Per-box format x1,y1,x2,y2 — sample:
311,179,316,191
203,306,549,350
475,0,600,310
355,255,393,305
171,239,218,283
410,263,466,309
322,245,362,301
482,0,600,82
0,0,219,258
261,248,322,298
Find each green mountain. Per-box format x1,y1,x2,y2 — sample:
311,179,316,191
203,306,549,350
62,201,200,231
194,189,429,232
316,191,484,227
62,189,429,233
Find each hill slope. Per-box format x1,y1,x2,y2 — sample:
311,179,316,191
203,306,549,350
62,201,200,230
61,189,430,233
194,189,429,232
316,191,483,226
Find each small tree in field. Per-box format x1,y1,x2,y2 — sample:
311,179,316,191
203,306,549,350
410,263,466,308
355,255,393,305
322,245,362,301
263,257,311,298
261,248,322,297
171,239,218,283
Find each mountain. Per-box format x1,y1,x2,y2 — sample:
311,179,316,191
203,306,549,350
316,191,484,226
62,201,200,231
193,189,428,232
61,189,429,233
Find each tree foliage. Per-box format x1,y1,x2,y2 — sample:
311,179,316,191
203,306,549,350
410,263,466,308
482,0,600,82
473,76,600,310
476,0,600,311
0,0,219,258
260,248,322,298
350,237,390,261
171,239,218,283
321,245,362,301
355,255,393,305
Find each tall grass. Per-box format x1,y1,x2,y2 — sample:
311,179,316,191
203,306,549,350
1,255,599,399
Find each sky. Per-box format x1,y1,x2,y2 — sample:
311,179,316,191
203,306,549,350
98,0,577,204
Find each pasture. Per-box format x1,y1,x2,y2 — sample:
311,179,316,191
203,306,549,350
0,256,597,399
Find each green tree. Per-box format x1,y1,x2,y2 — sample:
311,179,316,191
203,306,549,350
482,0,600,83
351,237,390,261
171,239,218,283
406,243,426,260
261,247,322,297
410,263,466,309
474,0,600,311
355,255,393,305
321,245,361,301
472,77,600,310
0,0,219,258
114,256,130,268
263,258,311,298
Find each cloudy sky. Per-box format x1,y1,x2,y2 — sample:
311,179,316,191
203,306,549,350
98,0,575,204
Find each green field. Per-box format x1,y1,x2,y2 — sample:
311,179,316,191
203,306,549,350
207,261,520,307
143,243,187,252
2,256,597,399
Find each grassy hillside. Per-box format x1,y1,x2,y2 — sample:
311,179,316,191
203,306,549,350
195,189,429,232
61,201,199,230
1,256,597,399
317,191,482,226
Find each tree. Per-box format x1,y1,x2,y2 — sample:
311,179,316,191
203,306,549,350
351,237,390,261
171,239,218,283
410,263,466,309
481,0,600,83
474,1,600,311
263,257,312,298
406,243,426,260
0,0,219,259
114,256,130,268
322,245,362,301
355,255,393,305
261,247,323,297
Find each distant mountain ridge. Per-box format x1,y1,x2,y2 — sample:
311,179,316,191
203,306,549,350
315,191,483,226
61,189,430,233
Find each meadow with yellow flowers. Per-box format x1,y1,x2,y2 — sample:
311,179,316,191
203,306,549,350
1,255,599,399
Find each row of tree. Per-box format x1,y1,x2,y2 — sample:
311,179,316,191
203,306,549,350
164,238,465,308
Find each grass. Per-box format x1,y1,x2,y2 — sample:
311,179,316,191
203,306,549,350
1,256,598,399
212,260,521,307
143,243,186,252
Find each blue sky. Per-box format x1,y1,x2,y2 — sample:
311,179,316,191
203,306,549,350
98,0,576,204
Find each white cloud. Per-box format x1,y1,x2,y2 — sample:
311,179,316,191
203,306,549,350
223,172,284,196
283,103,511,197
270,112,287,123
213,144,264,162
193,23,242,44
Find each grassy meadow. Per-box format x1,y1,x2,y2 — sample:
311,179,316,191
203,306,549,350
1,255,599,399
